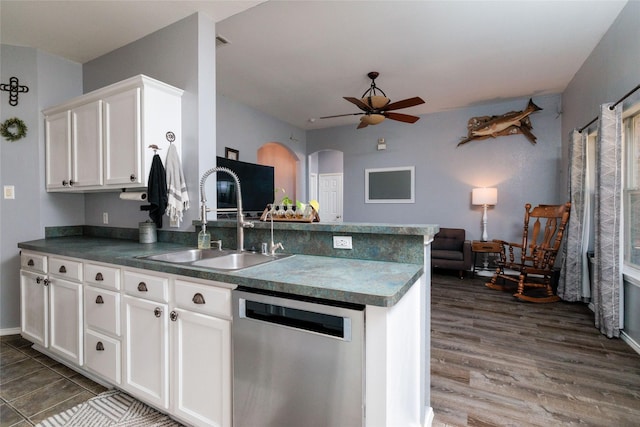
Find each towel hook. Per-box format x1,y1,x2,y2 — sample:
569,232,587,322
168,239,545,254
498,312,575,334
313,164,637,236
148,144,161,153
166,131,176,144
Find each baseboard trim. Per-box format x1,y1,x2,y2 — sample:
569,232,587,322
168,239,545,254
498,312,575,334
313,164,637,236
0,327,21,336
423,406,434,427
621,331,640,355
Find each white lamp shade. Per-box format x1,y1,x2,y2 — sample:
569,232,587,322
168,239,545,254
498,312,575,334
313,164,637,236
472,187,498,205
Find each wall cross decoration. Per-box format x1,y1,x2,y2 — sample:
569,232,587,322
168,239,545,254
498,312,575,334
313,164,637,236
0,77,30,106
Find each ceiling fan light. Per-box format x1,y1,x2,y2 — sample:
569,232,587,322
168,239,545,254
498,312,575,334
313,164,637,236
362,95,389,109
362,114,385,125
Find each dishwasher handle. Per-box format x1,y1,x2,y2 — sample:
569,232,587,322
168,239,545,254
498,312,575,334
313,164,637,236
239,298,352,341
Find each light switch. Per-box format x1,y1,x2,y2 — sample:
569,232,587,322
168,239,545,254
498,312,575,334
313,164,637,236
4,185,15,199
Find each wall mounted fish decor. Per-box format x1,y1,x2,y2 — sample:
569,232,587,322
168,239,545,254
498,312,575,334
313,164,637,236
457,99,542,146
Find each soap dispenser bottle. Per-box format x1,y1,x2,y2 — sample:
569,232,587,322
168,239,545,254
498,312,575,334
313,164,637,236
198,226,211,249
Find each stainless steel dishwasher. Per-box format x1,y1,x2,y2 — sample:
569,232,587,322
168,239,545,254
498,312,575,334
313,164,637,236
233,289,365,427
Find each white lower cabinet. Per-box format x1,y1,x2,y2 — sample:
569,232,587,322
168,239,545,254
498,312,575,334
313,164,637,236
21,253,232,427
85,329,121,384
83,261,122,384
20,269,49,348
122,269,170,410
49,277,83,365
171,279,232,427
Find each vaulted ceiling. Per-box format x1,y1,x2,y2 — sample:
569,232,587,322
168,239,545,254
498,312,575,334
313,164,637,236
2,1,629,129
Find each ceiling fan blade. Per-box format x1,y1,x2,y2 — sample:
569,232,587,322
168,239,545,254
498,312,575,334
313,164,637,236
344,96,373,112
357,119,369,129
381,96,425,111
384,112,420,123
319,112,365,119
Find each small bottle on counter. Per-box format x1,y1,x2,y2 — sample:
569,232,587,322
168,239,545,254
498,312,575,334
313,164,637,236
198,227,211,249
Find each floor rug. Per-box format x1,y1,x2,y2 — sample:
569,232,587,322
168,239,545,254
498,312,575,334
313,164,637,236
36,389,183,426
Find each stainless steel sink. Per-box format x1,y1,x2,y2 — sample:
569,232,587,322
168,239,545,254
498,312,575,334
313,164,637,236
142,248,228,263
140,249,292,271
191,252,291,270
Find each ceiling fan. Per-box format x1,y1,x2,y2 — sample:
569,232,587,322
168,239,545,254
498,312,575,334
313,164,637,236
320,71,425,129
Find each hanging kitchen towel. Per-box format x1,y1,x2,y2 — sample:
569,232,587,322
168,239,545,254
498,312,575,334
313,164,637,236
165,144,190,226
147,153,167,228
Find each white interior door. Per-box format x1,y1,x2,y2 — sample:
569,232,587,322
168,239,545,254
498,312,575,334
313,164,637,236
319,173,343,222
309,173,318,201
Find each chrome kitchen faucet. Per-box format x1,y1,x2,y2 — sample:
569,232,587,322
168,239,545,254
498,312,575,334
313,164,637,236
199,166,254,252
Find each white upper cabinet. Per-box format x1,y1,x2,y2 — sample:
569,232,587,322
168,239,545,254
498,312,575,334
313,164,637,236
43,75,183,192
45,110,72,190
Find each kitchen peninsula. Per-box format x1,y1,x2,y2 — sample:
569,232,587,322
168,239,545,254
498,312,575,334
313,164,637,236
18,221,437,427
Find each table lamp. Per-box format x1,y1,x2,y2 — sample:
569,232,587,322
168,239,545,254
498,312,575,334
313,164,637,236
472,187,498,241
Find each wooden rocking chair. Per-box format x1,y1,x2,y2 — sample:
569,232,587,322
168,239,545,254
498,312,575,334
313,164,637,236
486,202,571,303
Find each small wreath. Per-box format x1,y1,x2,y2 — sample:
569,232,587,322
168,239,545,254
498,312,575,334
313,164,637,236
1,117,28,142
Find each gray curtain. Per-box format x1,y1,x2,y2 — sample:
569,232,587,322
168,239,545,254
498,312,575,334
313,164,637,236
593,103,622,338
559,130,589,301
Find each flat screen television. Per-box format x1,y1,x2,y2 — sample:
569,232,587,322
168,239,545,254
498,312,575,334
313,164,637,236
216,156,274,217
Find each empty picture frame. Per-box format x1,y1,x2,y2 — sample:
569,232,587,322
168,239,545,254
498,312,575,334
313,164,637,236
365,166,415,203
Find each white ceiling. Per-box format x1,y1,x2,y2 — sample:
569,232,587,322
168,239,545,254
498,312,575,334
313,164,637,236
1,1,629,130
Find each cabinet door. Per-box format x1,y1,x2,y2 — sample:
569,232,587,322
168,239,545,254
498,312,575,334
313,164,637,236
104,88,142,187
45,111,72,190
171,308,231,427
20,270,48,347
71,101,103,188
123,295,169,409
49,278,83,365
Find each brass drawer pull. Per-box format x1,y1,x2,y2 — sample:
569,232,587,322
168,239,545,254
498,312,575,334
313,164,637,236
192,293,206,305
27,259,34,266
137,282,148,292
58,265,67,273
95,272,104,281
95,295,104,304
96,342,105,351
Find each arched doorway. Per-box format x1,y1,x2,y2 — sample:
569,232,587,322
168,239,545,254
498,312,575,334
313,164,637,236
258,142,299,203
308,150,344,223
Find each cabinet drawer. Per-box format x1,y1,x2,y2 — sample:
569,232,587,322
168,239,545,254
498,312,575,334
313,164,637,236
174,280,231,318
85,330,121,384
49,257,83,282
21,252,47,274
85,286,120,336
123,270,169,303
85,263,120,290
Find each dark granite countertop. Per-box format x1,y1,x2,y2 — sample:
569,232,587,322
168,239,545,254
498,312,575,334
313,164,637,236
18,236,424,307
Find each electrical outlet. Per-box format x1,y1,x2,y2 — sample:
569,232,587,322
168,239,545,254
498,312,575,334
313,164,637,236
102,212,109,224
3,185,15,199
333,235,353,250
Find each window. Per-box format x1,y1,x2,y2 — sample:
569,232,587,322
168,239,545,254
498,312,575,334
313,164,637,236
624,112,640,268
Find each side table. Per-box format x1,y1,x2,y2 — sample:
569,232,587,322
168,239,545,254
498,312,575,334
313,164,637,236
471,240,503,278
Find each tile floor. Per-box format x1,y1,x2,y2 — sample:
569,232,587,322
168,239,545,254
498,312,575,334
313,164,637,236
0,335,107,427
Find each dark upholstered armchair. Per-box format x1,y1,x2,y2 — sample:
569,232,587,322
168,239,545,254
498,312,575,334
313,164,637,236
431,228,472,278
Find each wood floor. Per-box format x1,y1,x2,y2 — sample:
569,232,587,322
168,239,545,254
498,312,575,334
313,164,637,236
431,272,640,427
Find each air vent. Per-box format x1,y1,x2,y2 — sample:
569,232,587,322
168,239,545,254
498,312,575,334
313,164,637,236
216,34,230,47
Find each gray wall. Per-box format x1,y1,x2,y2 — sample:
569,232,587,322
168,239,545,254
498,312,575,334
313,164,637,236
561,0,640,347
308,94,563,243
82,13,215,231
0,45,84,331
217,94,307,201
